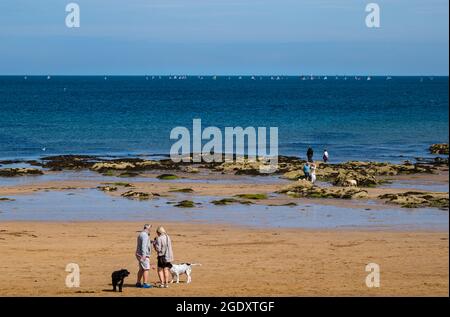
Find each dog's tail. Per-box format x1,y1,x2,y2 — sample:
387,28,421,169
188,263,202,267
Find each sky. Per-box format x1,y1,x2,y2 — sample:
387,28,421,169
0,0,448,75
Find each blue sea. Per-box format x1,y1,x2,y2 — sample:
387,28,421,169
0,76,448,162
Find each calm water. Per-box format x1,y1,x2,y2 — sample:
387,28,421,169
0,189,447,230
0,76,448,162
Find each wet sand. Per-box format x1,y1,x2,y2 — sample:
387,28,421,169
0,221,447,296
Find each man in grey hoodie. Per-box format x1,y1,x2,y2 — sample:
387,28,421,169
135,224,152,288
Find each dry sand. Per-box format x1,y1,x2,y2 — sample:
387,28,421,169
0,221,447,296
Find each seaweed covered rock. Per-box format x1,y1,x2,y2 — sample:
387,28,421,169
97,185,118,192
183,166,200,173
212,156,301,175
38,155,183,172
215,159,270,175
157,174,179,180
0,197,15,201
278,179,314,192
169,188,194,193
378,191,449,209
92,162,136,172
333,170,378,187
234,193,268,200
121,191,153,200
211,198,254,205
429,143,449,155
281,170,305,180
174,200,195,208
278,180,368,200
0,168,43,177
40,155,99,170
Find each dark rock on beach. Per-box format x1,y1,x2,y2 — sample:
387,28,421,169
379,191,449,209
0,197,15,201
121,191,153,200
169,188,194,193
157,174,179,180
0,168,43,177
40,155,100,170
174,200,195,208
211,198,254,205
97,185,118,192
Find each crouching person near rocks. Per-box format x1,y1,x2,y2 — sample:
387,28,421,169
153,226,174,288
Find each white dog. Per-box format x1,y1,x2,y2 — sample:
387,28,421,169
169,263,201,284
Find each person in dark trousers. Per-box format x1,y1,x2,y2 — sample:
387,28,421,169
323,149,329,163
303,162,311,181
307,147,314,162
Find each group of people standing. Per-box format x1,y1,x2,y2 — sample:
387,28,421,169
135,224,174,289
303,147,329,183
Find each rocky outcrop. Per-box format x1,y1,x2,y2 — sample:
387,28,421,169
21,154,447,180
40,155,98,170
281,170,305,180
333,170,378,187
378,192,449,209
214,159,269,175
282,160,441,187
0,168,43,177
278,180,369,199
92,162,136,172
326,161,432,176
37,155,184,172
429,144,449,155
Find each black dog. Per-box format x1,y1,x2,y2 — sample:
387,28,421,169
111,269,130,292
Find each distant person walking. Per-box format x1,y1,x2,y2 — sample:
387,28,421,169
323,149,329,163
153,226,174,288
303,162,311,181
136,224,152,289
307,147,314,162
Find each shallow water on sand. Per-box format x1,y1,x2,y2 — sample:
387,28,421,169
0,189,447,230
380,180,449,193
0,169,285,187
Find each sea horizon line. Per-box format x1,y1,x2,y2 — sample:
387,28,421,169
0,74,448,78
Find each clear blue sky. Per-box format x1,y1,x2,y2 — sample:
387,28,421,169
0,0,448,75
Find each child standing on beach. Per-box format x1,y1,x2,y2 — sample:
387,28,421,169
303,162,311,181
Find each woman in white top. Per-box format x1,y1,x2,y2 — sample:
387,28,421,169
310,163,317,184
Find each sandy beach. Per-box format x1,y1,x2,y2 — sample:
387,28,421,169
0,221,447,296
0,154,448,296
